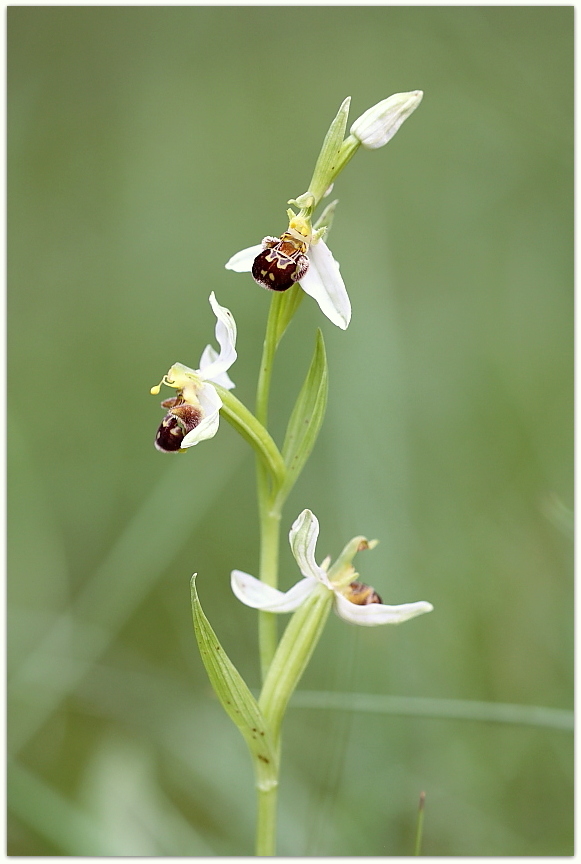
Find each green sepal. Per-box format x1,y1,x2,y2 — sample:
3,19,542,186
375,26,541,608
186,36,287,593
214,385,286,489
304,97,351,209
327,535,378,588
190,576,278,788
276,329,328,505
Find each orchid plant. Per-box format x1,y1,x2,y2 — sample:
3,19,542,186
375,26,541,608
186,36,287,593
151,90,430,856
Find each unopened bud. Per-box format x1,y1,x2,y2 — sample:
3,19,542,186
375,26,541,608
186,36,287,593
350,90,423,150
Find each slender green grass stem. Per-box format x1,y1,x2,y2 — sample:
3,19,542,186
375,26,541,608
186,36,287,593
414,791,426,855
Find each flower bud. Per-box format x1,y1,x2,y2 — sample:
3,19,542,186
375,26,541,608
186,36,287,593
350,90,423,150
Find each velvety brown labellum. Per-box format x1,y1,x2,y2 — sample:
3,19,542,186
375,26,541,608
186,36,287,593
154,398,203,452
344,581,383,606
252,233,309,292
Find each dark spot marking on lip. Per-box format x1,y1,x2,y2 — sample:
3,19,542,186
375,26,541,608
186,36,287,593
154,403,203,452
251,234,309,292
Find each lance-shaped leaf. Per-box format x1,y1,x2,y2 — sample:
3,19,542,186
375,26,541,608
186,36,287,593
190,576,278,788
277,330,328,505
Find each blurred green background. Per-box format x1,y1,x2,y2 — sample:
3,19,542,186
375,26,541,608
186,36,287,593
8,6,573,856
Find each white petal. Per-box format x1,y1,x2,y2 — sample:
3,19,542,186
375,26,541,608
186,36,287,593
334,593,433,627
180,383,222,447
299,241,351,330
225,244,263,273
288,510,332,587
199,345,235,390
198,292,237,383
231,570,316,613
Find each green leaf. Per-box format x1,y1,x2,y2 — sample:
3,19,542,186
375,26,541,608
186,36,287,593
277,329,328,505
213,385,286,489
190,576,278,787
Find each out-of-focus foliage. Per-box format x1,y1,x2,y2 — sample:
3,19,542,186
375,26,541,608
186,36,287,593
8,7,572,856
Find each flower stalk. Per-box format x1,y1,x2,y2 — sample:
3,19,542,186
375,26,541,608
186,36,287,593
255,783,279,857
254,289,300,679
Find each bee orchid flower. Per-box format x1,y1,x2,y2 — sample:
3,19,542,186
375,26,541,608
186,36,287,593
232,509,433,626
225,215,351,331
151,292,237,451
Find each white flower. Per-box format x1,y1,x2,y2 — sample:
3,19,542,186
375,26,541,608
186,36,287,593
232,509,433,627
350,90,423,150
225,217,350,331
151,292,237,451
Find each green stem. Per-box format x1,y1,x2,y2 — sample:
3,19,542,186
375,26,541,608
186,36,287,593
257,508,280,681
255,588,332,854
255,287,303,425
255,780,279,856
255,288,303,681
252,286,305,854
256,294,284,682
256,296,281,428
